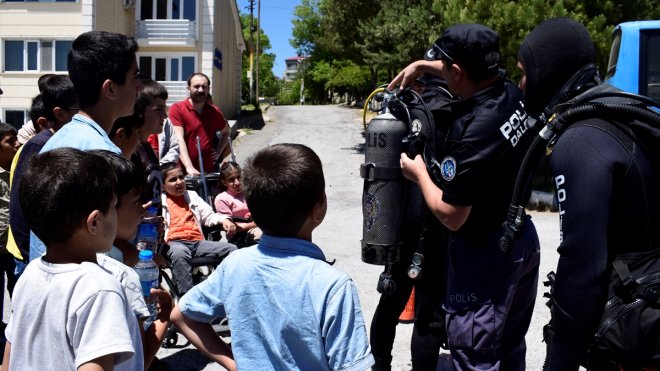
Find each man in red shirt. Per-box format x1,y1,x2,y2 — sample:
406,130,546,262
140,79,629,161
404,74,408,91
169,72,230,175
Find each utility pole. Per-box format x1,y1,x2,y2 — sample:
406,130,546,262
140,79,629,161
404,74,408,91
248,0,255,105
255,0,261,106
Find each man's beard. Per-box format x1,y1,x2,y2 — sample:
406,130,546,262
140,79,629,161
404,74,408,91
190,92,207,103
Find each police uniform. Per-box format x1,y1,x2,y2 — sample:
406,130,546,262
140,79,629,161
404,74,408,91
439,74,540,371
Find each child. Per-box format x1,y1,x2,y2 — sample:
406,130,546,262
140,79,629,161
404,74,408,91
161,162,237,296
0,123,19,345
214,161,262,244
110,113,144,159
131,77,169,208
9,75,78,270
91,150,172,370
171,143,374,370
32,31,140,262
4,148,143,370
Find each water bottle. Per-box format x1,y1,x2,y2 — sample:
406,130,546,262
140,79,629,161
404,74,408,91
136,206,159,253
135,249,159,324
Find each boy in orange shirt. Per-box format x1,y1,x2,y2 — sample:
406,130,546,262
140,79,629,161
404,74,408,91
161,162,236,296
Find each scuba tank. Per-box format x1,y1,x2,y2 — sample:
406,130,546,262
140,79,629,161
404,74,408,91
361,87,448,294
361,110,409,265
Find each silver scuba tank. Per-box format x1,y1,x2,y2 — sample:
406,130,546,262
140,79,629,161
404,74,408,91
361,112,409,265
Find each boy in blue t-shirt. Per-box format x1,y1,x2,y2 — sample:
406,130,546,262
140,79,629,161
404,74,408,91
171,143,374,371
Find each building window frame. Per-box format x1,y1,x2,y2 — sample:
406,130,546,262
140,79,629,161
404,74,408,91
2,108,28,130
137,52,197,82
138,0,197,21
2,38,73,73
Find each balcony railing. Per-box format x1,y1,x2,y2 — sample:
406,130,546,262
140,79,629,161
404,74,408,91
136,19,196,46
159,80,188,105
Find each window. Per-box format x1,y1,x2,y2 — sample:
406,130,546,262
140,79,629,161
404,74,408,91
140,0,195,21
3,39,72,72
138,54,196,81
3,110,26,130
2,1,77,3
640,30,660,100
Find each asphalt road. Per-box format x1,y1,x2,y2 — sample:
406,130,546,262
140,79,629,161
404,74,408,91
3,104,563,370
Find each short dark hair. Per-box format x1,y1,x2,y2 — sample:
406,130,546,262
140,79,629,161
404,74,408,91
160,161,182,180
29,94,47,125
89,150,144,208
41,75,77,123
186,72,210,87
135,77,168,119
37,74,57,93
68,31,138,108
0,122,17,141
242,144,325,237
19,148,116,244
110,113,144,141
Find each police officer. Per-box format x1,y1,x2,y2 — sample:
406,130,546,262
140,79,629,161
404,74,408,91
517,18,660,370
389,24,541,370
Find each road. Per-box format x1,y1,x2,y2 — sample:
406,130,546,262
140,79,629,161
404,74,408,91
3,104,561,370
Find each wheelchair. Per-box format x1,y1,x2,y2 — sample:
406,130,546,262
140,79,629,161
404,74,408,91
159,172,255,348
159,252,229,348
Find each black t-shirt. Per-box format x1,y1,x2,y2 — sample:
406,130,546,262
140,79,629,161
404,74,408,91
439,78,535,236
131,142,163,210
546,119,660,370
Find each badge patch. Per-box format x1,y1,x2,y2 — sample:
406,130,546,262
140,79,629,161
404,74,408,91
363,193,380,231
411,119,422,135
440,156,456,181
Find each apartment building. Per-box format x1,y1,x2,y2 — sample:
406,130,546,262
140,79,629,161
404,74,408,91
284,55,304,82
0,0,245,129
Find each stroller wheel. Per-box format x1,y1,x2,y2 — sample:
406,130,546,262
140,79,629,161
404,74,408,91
162,332,178,348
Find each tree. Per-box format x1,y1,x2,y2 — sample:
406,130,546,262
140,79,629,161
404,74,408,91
291,0,321,57
291,0,660,104
239,14,279,102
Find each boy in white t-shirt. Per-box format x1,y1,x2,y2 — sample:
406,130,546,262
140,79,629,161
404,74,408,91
91,150,172,370
2,148,143,370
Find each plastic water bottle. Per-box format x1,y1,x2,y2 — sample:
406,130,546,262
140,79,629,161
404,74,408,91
136,206,159,253
135,250,159,324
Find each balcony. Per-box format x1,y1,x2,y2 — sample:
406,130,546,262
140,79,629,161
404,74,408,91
159,80,188,105
136,19,196,47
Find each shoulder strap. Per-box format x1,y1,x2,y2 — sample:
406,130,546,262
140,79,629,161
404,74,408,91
612,257,660,305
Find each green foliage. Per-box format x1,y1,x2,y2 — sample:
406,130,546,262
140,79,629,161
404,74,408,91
277,79,301,105
291,0,321,57
240,13,279,101
290,0,660,103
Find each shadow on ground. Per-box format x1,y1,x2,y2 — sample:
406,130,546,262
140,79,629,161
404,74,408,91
232,109,266,136
159,348,214,371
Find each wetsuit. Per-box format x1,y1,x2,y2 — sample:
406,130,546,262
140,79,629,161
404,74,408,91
439,76,540,371
546,119,660,370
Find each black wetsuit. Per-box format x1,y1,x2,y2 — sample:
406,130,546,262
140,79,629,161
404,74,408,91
546,119,660,370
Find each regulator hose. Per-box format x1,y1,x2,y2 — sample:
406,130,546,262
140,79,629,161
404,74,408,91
363,87,387,130
500,101,660,252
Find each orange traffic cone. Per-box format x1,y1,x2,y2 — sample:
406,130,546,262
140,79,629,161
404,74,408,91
399,287,415,324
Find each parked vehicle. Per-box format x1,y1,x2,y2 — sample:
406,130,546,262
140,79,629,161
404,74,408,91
605,20,660,102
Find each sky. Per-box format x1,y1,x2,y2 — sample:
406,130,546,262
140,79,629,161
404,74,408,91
236,0,301,78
